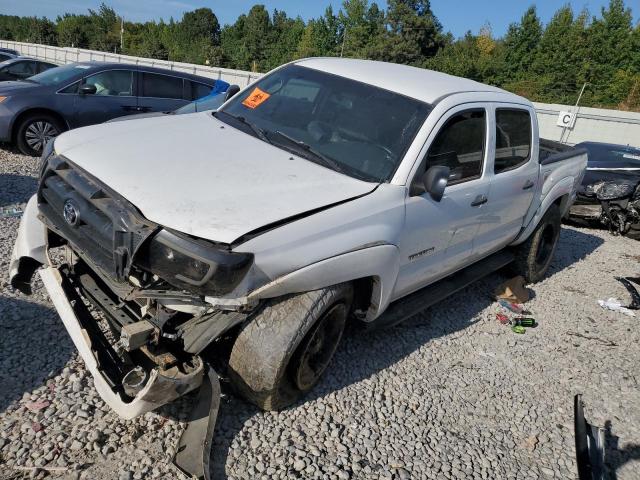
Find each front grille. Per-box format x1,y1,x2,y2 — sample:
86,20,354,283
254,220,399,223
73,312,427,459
38,155,158,282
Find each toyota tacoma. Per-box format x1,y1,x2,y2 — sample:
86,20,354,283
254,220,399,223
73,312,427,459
9,58,587,479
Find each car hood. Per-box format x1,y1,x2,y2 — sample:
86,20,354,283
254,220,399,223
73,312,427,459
0,80,45,94
106,111,169,123
54,112,378,244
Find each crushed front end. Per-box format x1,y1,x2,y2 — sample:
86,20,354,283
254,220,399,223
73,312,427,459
569,178,640,239
10,153,255,479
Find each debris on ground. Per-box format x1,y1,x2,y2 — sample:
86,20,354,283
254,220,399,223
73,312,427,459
24,400,50,412
597,298,636,317
0,204,24,218
494,275,530,303
615,277,640,310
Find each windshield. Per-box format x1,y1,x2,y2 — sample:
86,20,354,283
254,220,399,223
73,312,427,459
27,63,88,86
219,64,431,182
175,92,226,114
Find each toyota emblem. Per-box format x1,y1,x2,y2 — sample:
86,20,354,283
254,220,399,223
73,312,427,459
63,200,80,227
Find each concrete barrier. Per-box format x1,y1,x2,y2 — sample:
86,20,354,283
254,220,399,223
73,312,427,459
0,39,263,87
2,39,639,148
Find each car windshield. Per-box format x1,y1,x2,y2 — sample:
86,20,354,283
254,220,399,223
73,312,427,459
583,143,640,165
175,92,226,114
27,63,88,86
219,64,431,182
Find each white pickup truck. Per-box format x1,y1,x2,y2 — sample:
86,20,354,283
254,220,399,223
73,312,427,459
9,58,587,479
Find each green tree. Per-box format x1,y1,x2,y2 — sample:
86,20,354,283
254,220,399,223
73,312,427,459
374,0,445,66
500,6,543,86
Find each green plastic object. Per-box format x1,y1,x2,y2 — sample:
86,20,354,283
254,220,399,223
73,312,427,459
513,317,536,328
511,325,526,334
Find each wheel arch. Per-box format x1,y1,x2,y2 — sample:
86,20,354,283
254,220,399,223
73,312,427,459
511,177,574,246
246,244,400,322
11,107,69,143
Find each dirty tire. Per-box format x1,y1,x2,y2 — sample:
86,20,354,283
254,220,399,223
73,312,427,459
16,113,64,156
228,284,353,411
511,204,562,283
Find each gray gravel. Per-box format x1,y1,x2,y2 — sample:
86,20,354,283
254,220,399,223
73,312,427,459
1,145,639,480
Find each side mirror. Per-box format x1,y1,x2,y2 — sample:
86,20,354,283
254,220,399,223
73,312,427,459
422,165,450,202
224,84,240,101
79,84,97,95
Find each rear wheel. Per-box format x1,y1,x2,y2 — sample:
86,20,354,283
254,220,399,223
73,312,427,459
228,283,353,411
16,113,63,156
512,204,562,283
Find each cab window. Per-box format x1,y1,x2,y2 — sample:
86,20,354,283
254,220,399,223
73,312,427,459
425,109,486,184
495,109,532,174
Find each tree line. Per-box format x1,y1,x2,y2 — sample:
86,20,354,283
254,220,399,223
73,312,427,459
0,0,638,110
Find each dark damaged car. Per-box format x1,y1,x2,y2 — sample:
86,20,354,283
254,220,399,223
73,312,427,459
568,142,640,239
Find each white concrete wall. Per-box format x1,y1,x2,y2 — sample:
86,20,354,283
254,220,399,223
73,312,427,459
533,102,640,148
0,39,263,87
3,39,640,148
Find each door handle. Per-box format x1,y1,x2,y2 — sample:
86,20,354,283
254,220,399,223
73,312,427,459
470,195,488,207
523,180,536,190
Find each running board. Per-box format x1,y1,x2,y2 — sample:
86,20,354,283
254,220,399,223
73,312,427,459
369,250,515,330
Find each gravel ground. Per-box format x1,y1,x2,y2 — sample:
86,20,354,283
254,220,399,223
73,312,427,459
1,145,639,480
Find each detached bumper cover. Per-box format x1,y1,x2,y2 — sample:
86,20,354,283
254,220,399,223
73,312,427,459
39,266,204,419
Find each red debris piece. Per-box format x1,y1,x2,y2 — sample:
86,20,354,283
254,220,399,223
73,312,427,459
32,421,44,432
496,313,510,325
25,400,50,412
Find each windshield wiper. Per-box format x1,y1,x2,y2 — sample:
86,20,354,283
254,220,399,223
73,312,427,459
214,111,271,144
269,130,347,175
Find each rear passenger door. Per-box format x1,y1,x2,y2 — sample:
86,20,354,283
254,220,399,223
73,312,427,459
73,69,138,127
137,72,190,113
474,105,539,256
394,104,492,299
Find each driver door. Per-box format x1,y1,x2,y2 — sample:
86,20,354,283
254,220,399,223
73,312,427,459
73,69,139,127
393,104,492,300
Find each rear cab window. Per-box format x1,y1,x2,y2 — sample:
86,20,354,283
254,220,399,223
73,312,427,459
494,108,532,174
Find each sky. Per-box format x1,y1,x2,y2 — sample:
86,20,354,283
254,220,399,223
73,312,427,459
0,0,638,37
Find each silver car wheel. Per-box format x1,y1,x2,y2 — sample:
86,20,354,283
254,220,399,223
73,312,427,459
24,121,59,152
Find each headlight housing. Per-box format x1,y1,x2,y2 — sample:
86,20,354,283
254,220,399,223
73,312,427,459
594,181,636,201
138,229,253,296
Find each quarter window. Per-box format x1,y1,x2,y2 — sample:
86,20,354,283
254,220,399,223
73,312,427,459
426,109,486,184
185,81,212,101
495,109,532,174
141,73,184,99
84,70,133,96
7,61,37,76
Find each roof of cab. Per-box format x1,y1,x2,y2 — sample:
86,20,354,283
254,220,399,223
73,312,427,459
294,57,522,105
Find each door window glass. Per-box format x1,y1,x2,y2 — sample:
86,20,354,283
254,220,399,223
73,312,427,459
7,61,36,76
426,109,486,184
185,81,212,101
84,70,133,96
141,73,184,99
495,109,532,173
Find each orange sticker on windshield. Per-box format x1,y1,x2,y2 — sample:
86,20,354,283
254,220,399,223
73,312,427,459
242,87,271,109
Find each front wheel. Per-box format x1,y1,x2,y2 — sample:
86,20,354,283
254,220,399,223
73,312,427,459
228,284,353,411
511,204,562,283
16,114,64,156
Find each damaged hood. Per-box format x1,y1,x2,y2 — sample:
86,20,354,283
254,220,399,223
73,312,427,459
54,112,377,244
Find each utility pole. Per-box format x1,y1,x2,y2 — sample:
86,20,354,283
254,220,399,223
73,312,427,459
340,27,347,58
120,17,124,52
561,82,587,144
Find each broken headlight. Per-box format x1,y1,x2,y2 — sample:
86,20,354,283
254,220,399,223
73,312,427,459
595,181,637,201
138,229,253,296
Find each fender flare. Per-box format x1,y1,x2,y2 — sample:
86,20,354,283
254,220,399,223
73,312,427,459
247,244,400,321
512,176,574,246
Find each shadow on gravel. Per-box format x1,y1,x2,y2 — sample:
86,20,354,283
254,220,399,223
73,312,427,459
545,226,605,279
0,295,73,412
605,420,640,480
0,174,37,207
